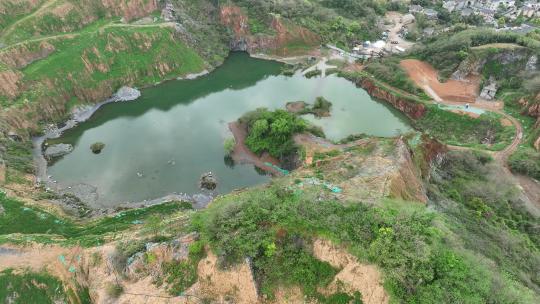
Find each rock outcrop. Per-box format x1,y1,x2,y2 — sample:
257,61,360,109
0,41,55,69
200,172,217,190
113,86,141,102
479,76,497,100
519,95,540,151
44,143,73,159
0,70,22,99
356,77,427,119
220,5,320,56
101,0,158,22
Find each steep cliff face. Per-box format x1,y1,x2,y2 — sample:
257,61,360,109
101,0,159,22
0,41,55,69
0,70,22,99
0,26,207,136
356,77,427,119
520,95,540,150
1,0,160,45
220,5,319,55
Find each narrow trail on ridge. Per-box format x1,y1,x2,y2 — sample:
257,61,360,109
0,0,59,42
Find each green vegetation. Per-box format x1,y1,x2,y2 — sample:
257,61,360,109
193,169,538,303
232,0,386,49
0,268,91,304
365,57,423,95
105,282,124,299
413,28,540,79
240,108,312,159
509,147,540,180
0,138,33,173
0,191,192,246
293,96,333,117
223,137,236,155
90,142,105,154
313,96,332,115
416,106,514,150
429,151,540,296
304,69,322,78
158,240,205,295
339,70,430,105
3,25,206,110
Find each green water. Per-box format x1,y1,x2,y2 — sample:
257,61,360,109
48,53,411,205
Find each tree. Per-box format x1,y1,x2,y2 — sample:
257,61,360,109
145,214,161,236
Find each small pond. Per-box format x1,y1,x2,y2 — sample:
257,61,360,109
46,52,411,205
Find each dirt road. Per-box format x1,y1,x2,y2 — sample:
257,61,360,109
400,59,480,103
400,58,540,212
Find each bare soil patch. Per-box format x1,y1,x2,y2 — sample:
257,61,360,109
228,121,282,175
400,59,479,103
313,239,389,304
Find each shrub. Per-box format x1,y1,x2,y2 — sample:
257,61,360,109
364,58,422,95
223,137,236,155
305,69,322,78
90,142,105,154
509,147,540,180
241,109,309,158
313,96,332,113
105,282,124,298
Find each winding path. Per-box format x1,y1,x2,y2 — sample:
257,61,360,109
0,20,177,52
0,0,59,42
402,61,539,214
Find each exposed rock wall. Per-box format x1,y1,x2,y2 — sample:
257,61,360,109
220,5,319,55
0,41,55,69
519,95,540,151
355,77,427,119
0,70,22,99
101,0,158,22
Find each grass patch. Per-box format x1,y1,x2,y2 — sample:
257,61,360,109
416,106,513,150
192,178,539,303
0,268,91,304
0,191,192,246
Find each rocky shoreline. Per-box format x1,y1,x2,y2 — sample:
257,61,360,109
31,70,225,213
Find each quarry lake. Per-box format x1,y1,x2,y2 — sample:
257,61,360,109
46,52,411,206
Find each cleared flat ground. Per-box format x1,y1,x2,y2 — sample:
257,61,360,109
400,59,479,103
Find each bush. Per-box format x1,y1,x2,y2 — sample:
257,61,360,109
305,69,322,78
509,147,540,180
415,107,511,148
90,142,105,154
313,96,332,112
365,58,422,95
105,282,124,298
240,108,309,158
196,183,533,302
223,137,236,155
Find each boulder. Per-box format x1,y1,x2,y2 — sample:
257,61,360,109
7,131,22,142
90,142,105,154
526,55,537,71
199,172,217,190
479,77,497,100
44,143,73,159
113,86,141,102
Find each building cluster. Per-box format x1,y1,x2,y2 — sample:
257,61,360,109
441,0,540,24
